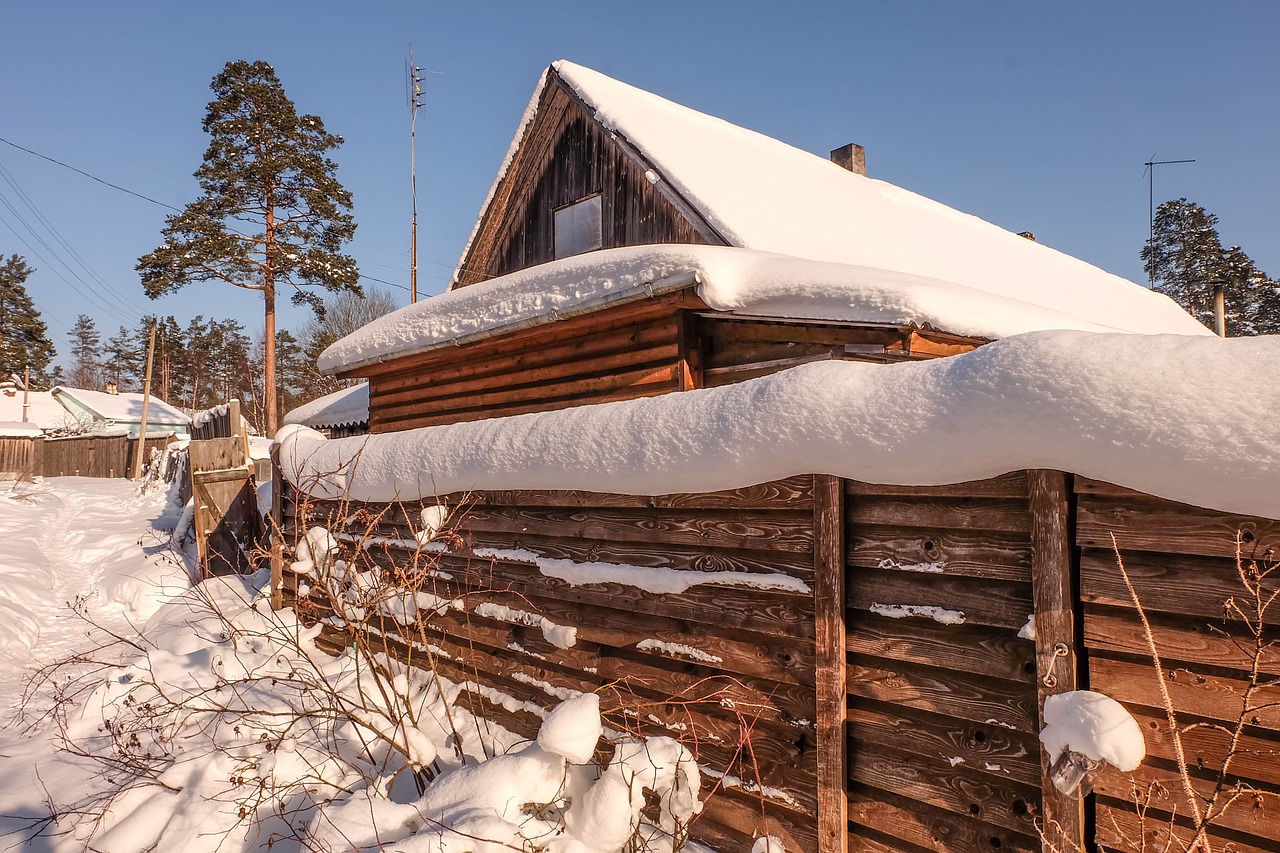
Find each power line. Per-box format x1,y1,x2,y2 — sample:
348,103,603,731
0,135,184,213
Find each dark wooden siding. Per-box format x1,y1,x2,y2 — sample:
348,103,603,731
1076,477,1280,853
364,291,701,433
696,316,984,388
285,477,821,853
456,74,717,288
842,474,1044,853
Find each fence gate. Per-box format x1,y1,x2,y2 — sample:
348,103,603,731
188,435,259,576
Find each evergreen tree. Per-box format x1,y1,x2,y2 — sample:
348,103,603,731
298,286,397,398
67,314,103,389
104,325,144,391
1141,198,1280,335
0,254,57,385
137,60,360,435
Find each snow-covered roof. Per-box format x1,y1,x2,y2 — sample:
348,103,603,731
0,421,43,438
52,387,190,426
321,245,1206,375
0,388,82,432
443,61,1201,331
283,383,370,429
288,331,1280,522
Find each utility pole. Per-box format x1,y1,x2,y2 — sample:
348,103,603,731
407,44,426,304
1142,156,1195,284
131,322,157,481
21,366,30,423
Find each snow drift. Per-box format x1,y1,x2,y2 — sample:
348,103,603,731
285,330,1280,522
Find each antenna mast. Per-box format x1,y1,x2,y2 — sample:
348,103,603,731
407,44,426,303
1142,155,1195,284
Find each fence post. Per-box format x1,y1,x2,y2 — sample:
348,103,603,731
269,443,284,611
814,474,848,853
1028,469,1085,848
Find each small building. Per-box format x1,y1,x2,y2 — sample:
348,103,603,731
282,383,369,438
280,62,1276,853
52,386,190,437
0,383,82,434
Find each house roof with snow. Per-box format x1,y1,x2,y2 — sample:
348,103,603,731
444,61,1201,332
0,386,81,432
52,387,190,429
283,383,370,430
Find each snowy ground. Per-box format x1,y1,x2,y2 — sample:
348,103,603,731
0,477,703,853
0,476,192,850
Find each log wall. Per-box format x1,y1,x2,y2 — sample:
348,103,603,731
279,469,1280,853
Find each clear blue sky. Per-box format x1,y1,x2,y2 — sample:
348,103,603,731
3,1,1277,362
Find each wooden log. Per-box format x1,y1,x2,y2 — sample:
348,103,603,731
814,474,847,853
847,784,1039,853
848,740,1041,837
1095,801,1275,853
1027,469,1084,849
848,496,1031,534
847,615,1036,684
1080,548,1271,621
846,657,1038,734
847,701,1041,788
845,472,1029,500
847,524,1032,582
1084,606,1280,677
846,567,1033,631
1077,495,1280,561
1091,656,1280,730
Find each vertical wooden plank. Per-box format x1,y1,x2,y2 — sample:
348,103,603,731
269,443,284,611
1027,469,1085,848
677,309,703,391
814,473,848,853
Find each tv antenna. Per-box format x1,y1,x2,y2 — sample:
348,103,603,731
406,44,427,303
1141,155,1195,284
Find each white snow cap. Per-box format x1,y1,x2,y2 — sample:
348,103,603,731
284,331,1280,522
439,60,1202,329
536,692,601,763
283,382,369,429
1040,690,1145,772
321,245,1207,375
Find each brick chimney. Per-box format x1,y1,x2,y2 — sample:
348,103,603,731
830,143,866,176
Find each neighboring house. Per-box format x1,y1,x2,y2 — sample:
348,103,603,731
0,383,84,433
51,386,190,437
283,383,369,438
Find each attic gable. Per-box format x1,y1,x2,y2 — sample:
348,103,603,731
452,66,725,288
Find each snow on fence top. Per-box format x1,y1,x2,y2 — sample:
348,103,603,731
450,60,1201,331
286,330,1280,522
284,383,370,429
319,245,1206,376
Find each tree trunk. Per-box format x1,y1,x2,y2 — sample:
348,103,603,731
265,201,278,435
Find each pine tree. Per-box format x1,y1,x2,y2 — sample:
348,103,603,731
67,314,103,389
104,325,144,391
137,60,359,434
1141,198,1280,335
0,254,57,385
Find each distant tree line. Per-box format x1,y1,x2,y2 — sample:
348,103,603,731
1,248,394,434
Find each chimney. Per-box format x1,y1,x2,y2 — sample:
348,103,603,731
830,143,866,176
1017,231,1036,242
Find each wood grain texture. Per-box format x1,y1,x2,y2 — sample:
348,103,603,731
847,525,1032,582
847,785,1039,853
846,657,1038,734
1077,494,1280,560
846,567,1033,631
814,474,848,853
847,616,1036,684
1026,469,1085,850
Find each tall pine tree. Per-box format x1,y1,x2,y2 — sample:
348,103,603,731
104,325,144,391
67,314,103,389
137,60,359,434
1141,198,1280,335
0,254,57,385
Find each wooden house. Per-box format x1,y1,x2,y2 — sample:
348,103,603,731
279,62,1279,853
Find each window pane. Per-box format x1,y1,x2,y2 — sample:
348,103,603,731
554,196,603,259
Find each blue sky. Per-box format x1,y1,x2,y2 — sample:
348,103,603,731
2,1,1277,361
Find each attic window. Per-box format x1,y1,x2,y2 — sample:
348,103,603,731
554,195,603,259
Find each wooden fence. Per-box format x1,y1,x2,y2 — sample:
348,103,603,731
278,471,1280,853
1,431,178,480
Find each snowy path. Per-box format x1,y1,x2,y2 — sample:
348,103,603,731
0,477,191,848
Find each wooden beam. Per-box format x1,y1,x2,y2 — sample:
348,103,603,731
1027,469,1085,849
813,474,848,853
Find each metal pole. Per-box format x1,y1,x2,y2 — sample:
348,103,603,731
131,323,157,481
1213,283,1227,337
21,365,30,423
